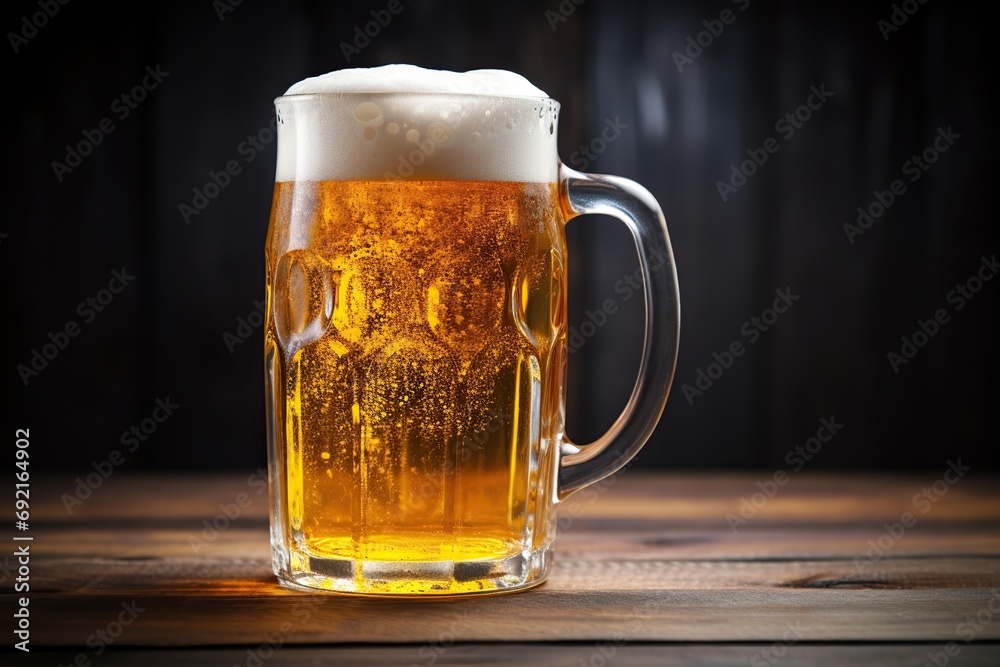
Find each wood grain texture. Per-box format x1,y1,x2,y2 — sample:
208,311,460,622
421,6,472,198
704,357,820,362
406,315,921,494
6,472,1000,647
8,645,1000,667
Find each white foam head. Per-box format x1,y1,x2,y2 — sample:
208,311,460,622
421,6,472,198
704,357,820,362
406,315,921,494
275,65,559,182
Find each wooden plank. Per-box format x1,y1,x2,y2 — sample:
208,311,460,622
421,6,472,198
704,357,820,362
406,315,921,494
9,472,1000,647
21,577,1000,644
20,554,1000,593
24,524,1000,561
33,471,1000,523
10,644,1000,667
15,553,1000,644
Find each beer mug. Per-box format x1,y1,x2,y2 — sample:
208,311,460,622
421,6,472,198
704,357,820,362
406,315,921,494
264,66,680,594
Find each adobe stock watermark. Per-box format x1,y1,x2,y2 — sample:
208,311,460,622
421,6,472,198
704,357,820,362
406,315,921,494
878,0,929,41
680,287,799,405
340,0,410,63
726,416,843,533
567,243,671,354
408,609,476,667
223,298,266,353
189,468,268,554
567,116,629,171
179,116,277,224
750,621,806,667
408,610,474,667
577,609,652,667
51,65,169,182
383,121,453,180
716,83,833,202
921,589,1000,667
844,126,960,244
235,597,326,667
7,0,71,54
545,0,585,31
556,456,637,532
213,0,243,21
886,254,996,373
853,459,971,573
17,267,135,386
0,552,28,584
672,0,752,73
61,396,180,513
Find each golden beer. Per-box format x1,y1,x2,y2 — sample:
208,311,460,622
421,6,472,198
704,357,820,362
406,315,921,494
266,66,679,596
266,179,566,592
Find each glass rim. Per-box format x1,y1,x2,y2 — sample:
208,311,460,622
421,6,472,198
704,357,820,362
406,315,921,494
273,91,560,106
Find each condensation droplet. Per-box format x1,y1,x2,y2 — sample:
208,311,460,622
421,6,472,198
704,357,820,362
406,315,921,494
363,126,377,141
321,451,331,460
470,131,482,146
505,120,514,130
427,121,452,145
354,101,384,126
387,122,399,135
406,129,420,143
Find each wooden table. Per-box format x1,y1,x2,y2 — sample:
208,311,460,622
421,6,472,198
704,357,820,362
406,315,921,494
10,470,1000,665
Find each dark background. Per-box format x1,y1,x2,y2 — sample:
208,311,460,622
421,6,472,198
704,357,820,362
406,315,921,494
4,0,996,472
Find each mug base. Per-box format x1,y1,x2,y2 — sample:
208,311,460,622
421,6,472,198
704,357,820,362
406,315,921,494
273,545,552,596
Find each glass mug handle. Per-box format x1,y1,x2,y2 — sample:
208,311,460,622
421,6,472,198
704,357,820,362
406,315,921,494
557,165,681,499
